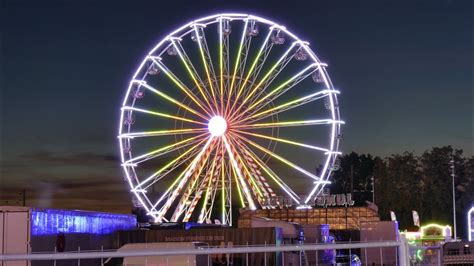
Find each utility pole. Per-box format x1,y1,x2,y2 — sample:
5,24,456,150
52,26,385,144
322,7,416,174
450,151,457,240
22,189,26,206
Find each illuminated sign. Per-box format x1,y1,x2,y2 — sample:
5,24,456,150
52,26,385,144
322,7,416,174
419,224,451,238
315,193,355,207
264,193,355,208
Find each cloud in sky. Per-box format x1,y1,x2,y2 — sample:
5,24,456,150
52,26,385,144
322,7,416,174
1,150,133,213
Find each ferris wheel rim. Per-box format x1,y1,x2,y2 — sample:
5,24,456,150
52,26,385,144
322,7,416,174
118,13,343,224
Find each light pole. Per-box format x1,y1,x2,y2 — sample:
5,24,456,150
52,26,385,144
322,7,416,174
371,176,375,204
450,152,457,240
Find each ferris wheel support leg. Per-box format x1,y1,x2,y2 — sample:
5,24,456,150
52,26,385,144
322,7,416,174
134,140,205,190
226,136,271,207
230,133,301,206
198,152,222,223
155,138,214,222
182,143,222,222
223,135,257,210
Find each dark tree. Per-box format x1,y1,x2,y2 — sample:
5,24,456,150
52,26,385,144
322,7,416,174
331,152,378,203
329,147,473,237
375,152,423,229
419,146,466,226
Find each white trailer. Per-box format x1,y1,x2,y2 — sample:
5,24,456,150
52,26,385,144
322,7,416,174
0,206,30,266
120,242,209,266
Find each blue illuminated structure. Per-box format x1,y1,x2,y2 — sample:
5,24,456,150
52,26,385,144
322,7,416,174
31,208,137,235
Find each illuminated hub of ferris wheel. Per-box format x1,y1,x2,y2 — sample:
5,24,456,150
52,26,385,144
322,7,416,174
118,13,343,225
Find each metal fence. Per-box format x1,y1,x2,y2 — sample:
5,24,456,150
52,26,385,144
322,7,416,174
1,240,410,266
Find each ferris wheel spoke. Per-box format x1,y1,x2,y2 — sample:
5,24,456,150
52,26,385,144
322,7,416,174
169,38,215,113
239,37,274,104
141,149,200,191
192,25,220,114
233,133,323,182
227,136,281,208
148,56,213,117
245,44,309,111
225,28,274,116
118,128,207,139
230,135,301,204
133,80,209,120
234,119,344,130
124,133,207,165
233,129,330,153
227,20,251,108
237,63,322,121
222,135,257,210
134,139,206,189
121,106,206,126
218,18,231,116
239,89,341,125
229,39,299,119
155,137,215,221
233,21,255,102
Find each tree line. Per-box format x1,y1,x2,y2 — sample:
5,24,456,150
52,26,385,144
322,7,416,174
330,146,474,238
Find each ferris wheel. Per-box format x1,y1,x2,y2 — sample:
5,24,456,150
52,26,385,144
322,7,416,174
118,13,343,224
